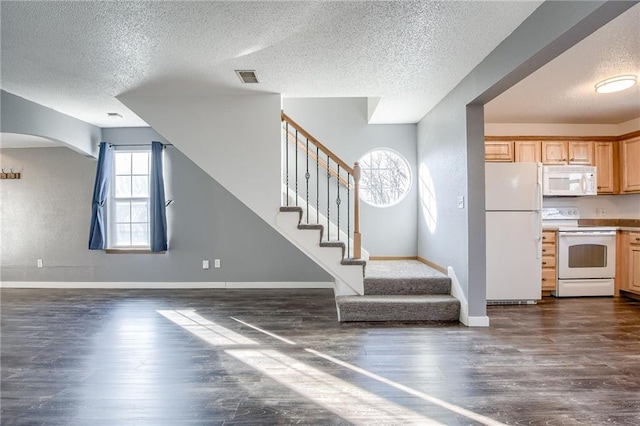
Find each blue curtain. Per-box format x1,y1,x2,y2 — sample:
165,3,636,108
88,142,113,249
150,141,168,252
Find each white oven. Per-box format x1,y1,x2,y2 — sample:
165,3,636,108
556,228,616,297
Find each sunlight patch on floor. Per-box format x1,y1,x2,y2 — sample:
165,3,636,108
158,310,504,425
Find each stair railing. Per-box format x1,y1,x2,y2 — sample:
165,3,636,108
281,111,362,259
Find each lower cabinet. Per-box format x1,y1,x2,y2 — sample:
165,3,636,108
541,230,557,293
617,231,640,295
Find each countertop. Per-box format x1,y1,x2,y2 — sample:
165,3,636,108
543,218,640,232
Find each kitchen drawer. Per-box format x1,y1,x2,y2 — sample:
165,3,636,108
542,231,557,244
542,243,556,257
542,255,556,269
541,268,556,291
630,232,640,245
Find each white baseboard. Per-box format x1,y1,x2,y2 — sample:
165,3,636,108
467,316,490,327
447,266,490,327
0,281,334,289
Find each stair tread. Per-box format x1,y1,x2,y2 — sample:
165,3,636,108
280,206,302,212
342,258,366,266
364,260,448,280
298,224,323,230
337,294,458,303
320,241,345,248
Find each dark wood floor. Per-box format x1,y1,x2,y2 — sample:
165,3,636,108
2,289,639,425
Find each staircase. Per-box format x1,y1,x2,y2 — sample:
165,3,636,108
336,260,460,322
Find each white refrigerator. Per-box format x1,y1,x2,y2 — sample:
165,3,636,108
485,162,542,303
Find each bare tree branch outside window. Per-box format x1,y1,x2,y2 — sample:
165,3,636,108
359,149,411,207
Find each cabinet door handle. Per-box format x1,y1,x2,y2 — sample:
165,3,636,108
542,261,547,265
542,236,547,240
636,237,640,241
542,278,547,281
542,249,547,252
562,158,567,161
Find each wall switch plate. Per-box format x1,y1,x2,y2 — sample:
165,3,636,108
457,196,465,209
37,259,43,268
214,259,221,268
202,260,209,270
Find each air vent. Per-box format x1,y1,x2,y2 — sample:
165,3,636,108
107,112,123,118
235,70,259,84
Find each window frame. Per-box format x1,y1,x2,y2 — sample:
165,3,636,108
357,148,412,208
107,146,152,249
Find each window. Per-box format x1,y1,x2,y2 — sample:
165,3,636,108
358,148,411,207
109,150,151,248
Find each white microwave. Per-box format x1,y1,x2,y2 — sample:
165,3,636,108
543,165,597,196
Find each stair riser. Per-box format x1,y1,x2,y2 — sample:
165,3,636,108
364,278,451,295
337,301,460,322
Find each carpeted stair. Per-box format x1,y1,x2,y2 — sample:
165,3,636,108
336,260,460,322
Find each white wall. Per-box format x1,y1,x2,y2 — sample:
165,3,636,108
118,93,283,227
283,98,418,256
0,142,331,283
1,90,101,157
485,116,640,137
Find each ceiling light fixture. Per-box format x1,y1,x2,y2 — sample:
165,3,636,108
107,112,123,118
594,75,637,94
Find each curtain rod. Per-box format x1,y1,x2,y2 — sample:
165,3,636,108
107,143,173,148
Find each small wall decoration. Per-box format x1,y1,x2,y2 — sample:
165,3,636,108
0,168,21,179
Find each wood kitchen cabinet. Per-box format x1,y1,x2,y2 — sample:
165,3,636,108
594,141,619,194
620,136,640,193
541,230,557,293
617,231,640,296
485,141,514,162
541,141,593,165
515,141,541,163
541,141,567,164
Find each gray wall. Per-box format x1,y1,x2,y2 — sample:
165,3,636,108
416,1,633,319
1,90,101,157
283,97,417,256
0,132,331,282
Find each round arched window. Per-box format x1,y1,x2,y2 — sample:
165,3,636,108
358,148,411,207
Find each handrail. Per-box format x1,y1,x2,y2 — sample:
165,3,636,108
282,111,354,175
282,127,351,188
281,110,362,259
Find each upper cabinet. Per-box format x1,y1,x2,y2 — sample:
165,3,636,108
485,133,639,195
541,141,567,164
485,141,514,162
568,141,594,165
620,136,640,193
541,141,593,165
515,141,541,163
594,141,619,194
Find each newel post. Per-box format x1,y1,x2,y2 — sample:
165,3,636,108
353,162,362,259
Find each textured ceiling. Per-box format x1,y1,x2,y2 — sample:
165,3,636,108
485,3,640,125
1,1,542,127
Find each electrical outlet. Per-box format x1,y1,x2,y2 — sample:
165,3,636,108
214,259,221,268
202,260,210,270
457,196,465,209
37,259,43,268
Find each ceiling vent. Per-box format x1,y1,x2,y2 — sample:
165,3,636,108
235,70,259,84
